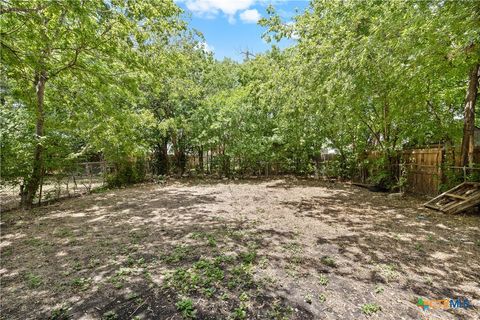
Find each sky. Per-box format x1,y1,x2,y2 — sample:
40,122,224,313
175,0,310,61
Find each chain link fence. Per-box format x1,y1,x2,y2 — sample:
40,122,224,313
1,161,110,211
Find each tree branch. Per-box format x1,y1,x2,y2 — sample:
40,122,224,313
0,4,46,15
49,46,81,78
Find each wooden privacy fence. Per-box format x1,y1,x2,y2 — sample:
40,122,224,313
402,147,444,195
377,146,480,196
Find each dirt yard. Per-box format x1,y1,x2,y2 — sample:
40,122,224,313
1,179,479,320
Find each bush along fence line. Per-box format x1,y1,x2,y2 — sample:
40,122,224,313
154,145,478,197
1,146,477,211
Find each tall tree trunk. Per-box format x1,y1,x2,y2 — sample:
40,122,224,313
198,146,204,172
460,63,479,167
22,71,47,208
155,138,169,175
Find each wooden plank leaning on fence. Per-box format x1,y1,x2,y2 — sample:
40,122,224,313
424,182,480,214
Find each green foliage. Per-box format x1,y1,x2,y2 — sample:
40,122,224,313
231,305,247,320
318,274,329,286
320,256,336,268
318,293,327,303
361,303,382,316
25,272,43,289
106,159,147,188
374,285,384,294
162,245,192,264
0,0,183,203
2,0,479,199
102,311,118,320
175,298,197,319
70,277,91,291
49,305,70,320
266,302,293,319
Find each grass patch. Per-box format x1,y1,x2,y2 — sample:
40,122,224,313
54,228,74,238
126,255,146,267
304,293,313,304
176,298,196,319
376,263,398,282
361,303,381,316
232,306,247,320
267,301,293,319
414,243,423,251
1,246,13,257
129,231,147,244
70,277,91,291
318,274,329,286
109,267,133,289
320,256,336,267
239,250,257,264
49,305,70,320
24,237,46,247
162,245,191,264
102,310,118,320
163,245,265,319
283,242,302,253
206,234,217,247
25,272,43,288
318,293,326,303
88,258,101,268
190,231,217,247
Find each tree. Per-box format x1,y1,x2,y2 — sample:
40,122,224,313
1,0,181,207
460,63,479,167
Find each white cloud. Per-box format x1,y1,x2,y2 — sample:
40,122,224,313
181,0,255,17
285,21,299,40
239,9,261,24
179,0,267,24
195,41,214,53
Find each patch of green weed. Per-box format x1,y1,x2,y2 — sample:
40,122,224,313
26,272,43,288
318,274,329,286
24,237,45,247
376,263,398,282
102,310,118,320
267,301,293,320
176,298,196,319
71,277,91,291
1,247,13,257
162,245,191,264
239,250,256,264
361,303,381,316
318,293,326,303
54,228,74,238
374,284,384,294
49,305,70,320
231,304,247,320
304,293,313,304
320,256,336,267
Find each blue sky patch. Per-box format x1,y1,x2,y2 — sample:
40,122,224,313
175,0,309,61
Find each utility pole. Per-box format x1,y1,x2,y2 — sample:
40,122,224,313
240,49,256,61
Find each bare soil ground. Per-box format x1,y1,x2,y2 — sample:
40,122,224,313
1,178,479,320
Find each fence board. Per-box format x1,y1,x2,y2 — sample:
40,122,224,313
402,147,443,195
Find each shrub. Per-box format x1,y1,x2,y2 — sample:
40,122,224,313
361,303,381,315
106,158,146,187
176,298,196,319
